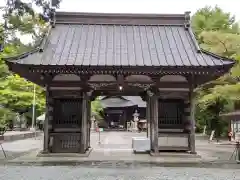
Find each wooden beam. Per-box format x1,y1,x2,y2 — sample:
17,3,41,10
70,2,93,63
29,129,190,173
27,64,225,75
10,63,224,91
49,81,88,88
116,74,125,85
51,90,83,98
92,90,143,96
49,81,190,89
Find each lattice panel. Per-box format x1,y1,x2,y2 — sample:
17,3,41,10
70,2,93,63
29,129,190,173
53,99,82,128
158,100,184,127
51,133,81,153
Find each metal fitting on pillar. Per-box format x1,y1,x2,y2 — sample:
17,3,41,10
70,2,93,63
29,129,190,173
147,90,154,97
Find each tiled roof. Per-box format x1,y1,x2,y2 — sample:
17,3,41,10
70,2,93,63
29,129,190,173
5,12,234,68
100,96,146,108
122,96,146,107
221,110,240,117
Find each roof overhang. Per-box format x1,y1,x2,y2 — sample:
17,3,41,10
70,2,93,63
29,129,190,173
220,111,240,121
100,96,146,108
2,11,235,89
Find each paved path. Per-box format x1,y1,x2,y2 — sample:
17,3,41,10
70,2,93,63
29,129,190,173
91,131,142,149
3,131,42,142
1,132,238,164
0,166,239,180
90,132,235,161
89,132,140,158
4,131,33,136
0,136,43,160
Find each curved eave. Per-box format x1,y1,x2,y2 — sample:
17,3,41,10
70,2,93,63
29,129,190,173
3,47,40,62
220,111,240,121
100,101,137,108
5,62,234,76
201,49,236,66
2,25,52,62
101,96,129,101
3,49,236,71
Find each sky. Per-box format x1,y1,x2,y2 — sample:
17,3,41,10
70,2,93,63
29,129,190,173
58,0,240,20
0,0,239,20
0,0,239,44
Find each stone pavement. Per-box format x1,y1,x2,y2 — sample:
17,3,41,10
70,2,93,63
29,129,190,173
91,132,237,161
0,136,43,161
4,132,240,168
3,131,42,142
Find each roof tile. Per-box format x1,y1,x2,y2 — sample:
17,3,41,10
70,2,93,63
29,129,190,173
14,24,234,67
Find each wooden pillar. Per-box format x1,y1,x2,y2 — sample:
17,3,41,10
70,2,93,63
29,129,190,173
87,98,91,149
81,92,88,153
43,86,53,153
189,81,196,154
152,95,159,153
146,96,150,138
123,110,127,129
149,96,153,150
149,93,158,153
43,86,49,152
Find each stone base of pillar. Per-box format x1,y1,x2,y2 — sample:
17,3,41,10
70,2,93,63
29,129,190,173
190,151,197,154
37,148,93,157
189,134,196,154
41,149,49,154
150,151,160,156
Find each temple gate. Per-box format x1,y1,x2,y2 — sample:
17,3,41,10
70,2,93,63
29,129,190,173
4,11,235,154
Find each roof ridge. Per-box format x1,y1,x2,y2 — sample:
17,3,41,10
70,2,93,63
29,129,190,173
55,11,188,18
185,26,201,52
39,25,53,52
55,11,191,26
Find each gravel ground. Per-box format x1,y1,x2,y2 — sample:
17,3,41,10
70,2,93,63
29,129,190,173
0,166,239,180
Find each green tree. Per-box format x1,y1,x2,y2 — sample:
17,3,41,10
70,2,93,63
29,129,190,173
1,0,60,48
199,31,240,80
192,6,239,37
199,31,240,58
0,0,105,127
192,6,240,137
0,74,45,115
0,0,60,128
91,97,103,120
0,106,15,131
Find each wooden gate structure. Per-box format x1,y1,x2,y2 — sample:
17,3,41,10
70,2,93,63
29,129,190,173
4,11,235,154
